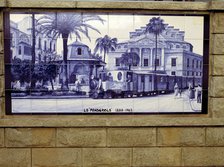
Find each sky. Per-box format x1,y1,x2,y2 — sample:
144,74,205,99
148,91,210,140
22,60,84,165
10,13,204,55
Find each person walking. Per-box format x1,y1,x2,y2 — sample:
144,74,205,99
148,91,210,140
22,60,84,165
196,84,202,103
174,83,179,98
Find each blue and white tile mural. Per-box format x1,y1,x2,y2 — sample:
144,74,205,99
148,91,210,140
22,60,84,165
6,12,208,114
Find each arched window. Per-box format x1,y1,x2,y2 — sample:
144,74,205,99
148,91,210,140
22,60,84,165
77,48,82,55
44,41,47,51
38,38,41,49
50,41,52,51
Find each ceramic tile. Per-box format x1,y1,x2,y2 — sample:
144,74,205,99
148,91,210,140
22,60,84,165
7,12,207,114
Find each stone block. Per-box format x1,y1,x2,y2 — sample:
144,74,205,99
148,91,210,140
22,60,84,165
76,1,208,11
213,13,224,33
182,147,224,166
0,33,3,54
83,148,131,167
211,98,224,117
0,0,6,7
210,1,224,10
157,127,205,146
107,128,156,147
0,76,4,97
5,128,56,147
0,98,5,118
57,128,106,147
0,148,31,167
213,34,224,55
0,12,3,31
0,54,4,75
210,77,224,97
7,0,76,8
213,56,224,75
206,127,224,146
32,148,82,167
133,148,181,166
0,128,4,147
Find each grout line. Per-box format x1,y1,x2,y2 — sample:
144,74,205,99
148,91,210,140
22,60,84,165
205,127,207,146
181,147,183,166
3,127,5,148
156,127,158,146
31,148,33,167
106,127,108,148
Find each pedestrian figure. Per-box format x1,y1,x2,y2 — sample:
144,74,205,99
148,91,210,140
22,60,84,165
195,84,202,103
188,83,195,100
107,72,113,81
174,83,179,98
74,79,81,92
90,75,97,91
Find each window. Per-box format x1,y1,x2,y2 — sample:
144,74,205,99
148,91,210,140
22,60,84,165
77,48,82,55
155,59,160,66
24,46,31,55
187,58,190,67
192,59,194,68
115,58,120,66
144,59,149,67
18,46,22,55
196,60,198,68
171,71,176,75
38,38,41,49
44,41,47,51
171,58,176,67
50,41,52,51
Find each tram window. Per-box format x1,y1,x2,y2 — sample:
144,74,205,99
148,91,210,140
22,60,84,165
149,76,152,82
141,75,145,82
117,72,122,81
127,73,132,82
171,58,176,66
144,59,149,66
77,48,82,55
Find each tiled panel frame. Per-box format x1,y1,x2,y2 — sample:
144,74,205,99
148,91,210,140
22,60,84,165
0,0,223,127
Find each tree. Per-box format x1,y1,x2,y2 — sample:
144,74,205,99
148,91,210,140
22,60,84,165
94,35,117,69
120,52,140,70
145,17,165,91
11,58,31,87
44,62,60,90
145,17,165,72
37,13,104,90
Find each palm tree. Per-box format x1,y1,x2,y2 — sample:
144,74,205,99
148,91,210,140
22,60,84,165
145,17,165,72
120,52,140,70
145,17,165,91
37,13,104,90
94,35,117,70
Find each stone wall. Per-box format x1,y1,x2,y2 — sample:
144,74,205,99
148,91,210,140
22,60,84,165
1,0,224,166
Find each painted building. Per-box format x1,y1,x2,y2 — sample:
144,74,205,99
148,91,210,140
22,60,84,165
107,22,203,79
10,16,57,62
66,40,105,92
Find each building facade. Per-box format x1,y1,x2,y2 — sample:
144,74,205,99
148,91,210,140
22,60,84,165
66,40,105,92
10,16,57,62
107,22,203,79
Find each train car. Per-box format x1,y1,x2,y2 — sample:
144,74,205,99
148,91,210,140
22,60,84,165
90,69,202,99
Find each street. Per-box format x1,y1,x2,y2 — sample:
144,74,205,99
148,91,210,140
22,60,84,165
12,91,201,113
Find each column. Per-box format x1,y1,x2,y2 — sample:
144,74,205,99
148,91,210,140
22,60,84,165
161,48,165,70
150,48,153,68
139,48,142,67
